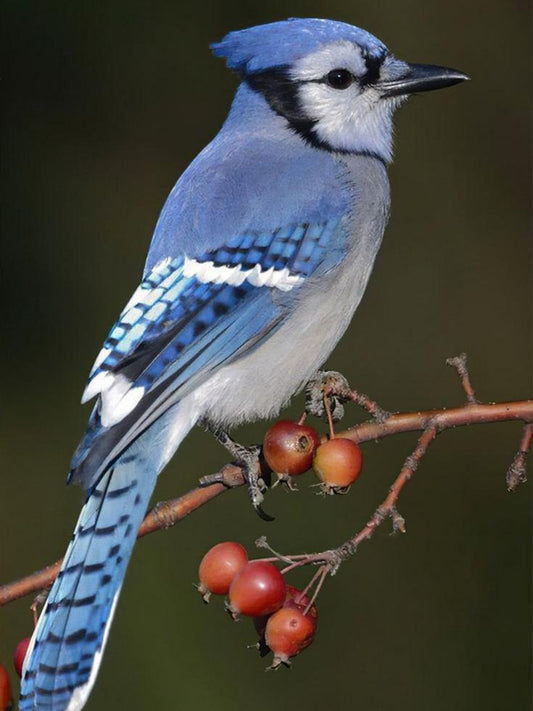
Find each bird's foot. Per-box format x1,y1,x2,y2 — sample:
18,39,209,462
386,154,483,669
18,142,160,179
305,370,351,422
199,419,274,521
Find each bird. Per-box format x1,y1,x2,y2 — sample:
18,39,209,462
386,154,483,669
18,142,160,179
19,18,468,710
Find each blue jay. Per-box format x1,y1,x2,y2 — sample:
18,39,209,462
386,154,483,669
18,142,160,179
20,18,467,710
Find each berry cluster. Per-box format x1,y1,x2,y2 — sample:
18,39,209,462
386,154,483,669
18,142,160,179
262,418,363,493
196,417,364,667
198,542,318,669
1,637,31,710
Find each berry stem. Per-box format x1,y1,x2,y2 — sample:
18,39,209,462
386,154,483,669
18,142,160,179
323,392,336,439
255,536,304,565
295,566,324,603
302,565,328,617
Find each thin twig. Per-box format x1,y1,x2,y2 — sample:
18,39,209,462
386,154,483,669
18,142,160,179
446,353,478,404
336,425,438,561
347,390,391,422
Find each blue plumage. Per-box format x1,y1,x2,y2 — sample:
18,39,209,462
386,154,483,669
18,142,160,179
145,86,349,269
20,18,467,710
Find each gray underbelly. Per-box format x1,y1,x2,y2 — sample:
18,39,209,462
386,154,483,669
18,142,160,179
196,245,380,427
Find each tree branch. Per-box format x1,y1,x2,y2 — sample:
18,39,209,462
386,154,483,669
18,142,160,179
1,398,531,607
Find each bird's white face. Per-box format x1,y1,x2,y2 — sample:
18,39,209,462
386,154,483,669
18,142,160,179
289,40,410,161
245,39,466,163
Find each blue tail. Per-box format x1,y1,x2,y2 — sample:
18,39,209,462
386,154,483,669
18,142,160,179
19,403,195,710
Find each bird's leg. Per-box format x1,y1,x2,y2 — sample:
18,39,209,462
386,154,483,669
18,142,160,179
198,419,274,522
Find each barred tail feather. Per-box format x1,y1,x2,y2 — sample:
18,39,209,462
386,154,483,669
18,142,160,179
20,399,198,710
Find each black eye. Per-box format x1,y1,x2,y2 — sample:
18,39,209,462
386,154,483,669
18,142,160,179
326,68,354,90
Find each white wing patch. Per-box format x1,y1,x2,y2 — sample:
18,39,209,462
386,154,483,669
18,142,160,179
81,255,304,426
183,257,304,292
81,370,114,404
98,375,145,428
82,371,145,427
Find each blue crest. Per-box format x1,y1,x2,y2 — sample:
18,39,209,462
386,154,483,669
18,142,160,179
211,18,388,74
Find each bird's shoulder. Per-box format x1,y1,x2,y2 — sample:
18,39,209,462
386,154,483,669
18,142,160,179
145,131,352,271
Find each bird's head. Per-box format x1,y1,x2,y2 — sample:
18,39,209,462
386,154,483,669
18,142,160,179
212,18,468,162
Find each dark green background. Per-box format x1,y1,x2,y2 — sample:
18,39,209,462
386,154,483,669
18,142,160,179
2,1,531,710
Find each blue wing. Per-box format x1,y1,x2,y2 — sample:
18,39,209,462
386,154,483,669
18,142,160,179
70,218,344,490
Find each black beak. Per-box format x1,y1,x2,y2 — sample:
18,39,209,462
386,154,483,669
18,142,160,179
379,63,470,98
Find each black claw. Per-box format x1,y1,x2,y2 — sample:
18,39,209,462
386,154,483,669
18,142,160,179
247,475,275,521
253,502,275,522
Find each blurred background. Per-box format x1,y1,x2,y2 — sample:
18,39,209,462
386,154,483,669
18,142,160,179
1,1,531,710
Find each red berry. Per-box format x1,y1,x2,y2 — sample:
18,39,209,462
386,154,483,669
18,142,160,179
313,438,363,492
0,664,12,711
198,542,248,601
13,637,30,678
228,561,286,618
253,585,318,649
265,606,317,668
263,420,320,476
